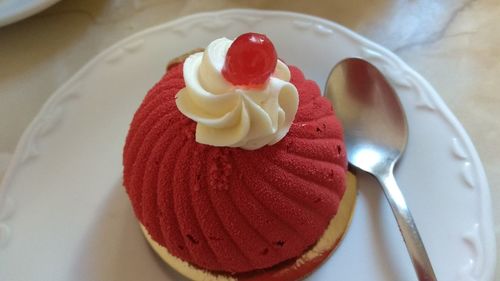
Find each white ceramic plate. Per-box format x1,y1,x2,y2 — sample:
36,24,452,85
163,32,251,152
0,9,495,281
0,0,60,27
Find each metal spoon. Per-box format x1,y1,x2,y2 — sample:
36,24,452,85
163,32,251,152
325,58,437,281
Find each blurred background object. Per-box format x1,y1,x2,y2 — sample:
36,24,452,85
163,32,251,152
0,0,60,27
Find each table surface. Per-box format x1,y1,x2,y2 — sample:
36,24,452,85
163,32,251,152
0,0,498,279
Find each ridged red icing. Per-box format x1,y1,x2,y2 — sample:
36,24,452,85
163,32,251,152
123,63,347,273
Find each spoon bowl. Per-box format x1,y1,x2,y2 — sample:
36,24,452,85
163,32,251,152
326,58,407,174
325,58,437,281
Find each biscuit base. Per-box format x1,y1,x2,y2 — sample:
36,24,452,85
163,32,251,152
141,172,357,281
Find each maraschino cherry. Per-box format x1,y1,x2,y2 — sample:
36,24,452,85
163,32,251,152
222,33,277,87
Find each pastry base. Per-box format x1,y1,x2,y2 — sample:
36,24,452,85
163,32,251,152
166,48,204,70
141,172,357,281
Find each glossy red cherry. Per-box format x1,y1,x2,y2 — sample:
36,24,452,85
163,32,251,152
222,33,277,87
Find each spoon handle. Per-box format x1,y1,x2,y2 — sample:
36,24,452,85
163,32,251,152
377,171,437,281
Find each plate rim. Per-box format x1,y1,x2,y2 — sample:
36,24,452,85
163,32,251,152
0,8,495,280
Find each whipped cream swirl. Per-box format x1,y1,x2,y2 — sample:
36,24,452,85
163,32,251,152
175,38,299,150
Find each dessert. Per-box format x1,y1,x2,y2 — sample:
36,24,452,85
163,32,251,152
123,33,356,280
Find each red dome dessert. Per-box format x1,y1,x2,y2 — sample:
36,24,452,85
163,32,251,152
123,33,355,280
